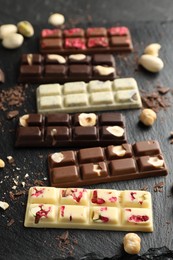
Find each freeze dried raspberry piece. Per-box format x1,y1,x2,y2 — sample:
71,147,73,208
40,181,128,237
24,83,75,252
108,26,129,36
65,38,86,50
87,37,109,48
64,28,85,37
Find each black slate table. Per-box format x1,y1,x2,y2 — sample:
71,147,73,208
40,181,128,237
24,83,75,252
0,1,173,259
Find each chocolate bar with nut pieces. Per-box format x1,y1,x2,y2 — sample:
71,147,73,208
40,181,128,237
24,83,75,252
18,53,116,84
24,186,153,232
48,140,168,187
15,112,127,148
36,78,142,114
40,26,133,54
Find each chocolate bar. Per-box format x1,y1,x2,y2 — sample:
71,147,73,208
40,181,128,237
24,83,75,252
15,112,126,148
40,26,133,54
48,140,168,187
37,78,142,114
18,53,116,84
24,186,153,232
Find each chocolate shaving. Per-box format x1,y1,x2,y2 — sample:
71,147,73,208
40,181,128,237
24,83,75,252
56,231,78,257
157,86,170,95
6,110,19,119
140,185,148,191
153,182,164,192
34,180,44,186
9,190,25,200
7,218,15,227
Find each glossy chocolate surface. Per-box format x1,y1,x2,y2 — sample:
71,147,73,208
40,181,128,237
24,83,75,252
18,53,116,83
47,140,168,187
39,26,133,54
15,112,126,148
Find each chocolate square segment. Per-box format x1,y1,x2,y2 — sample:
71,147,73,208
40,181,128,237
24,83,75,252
110,36,130,47
69,65,91,78
49,151,76,168
100,126,124,140
137,155,164,172
73,126,98,140
46,126,70,141
99,113,124,126
20,65,42,76
65,38,86,50
87,37,109,48
17,127,42,141
46,114,70,126
78,147,104,163
41,39,63,50
87,27,107,37
41,29,62,38
92,54,115,66
81,162,108,179
133,141,161,156
68,55,91,64
52,165,79,184
27,114,43,126
110,158,137,176
45,65,67,78
108,27,129,36
22,54,43,64
106,144,132,160
64,28,85,37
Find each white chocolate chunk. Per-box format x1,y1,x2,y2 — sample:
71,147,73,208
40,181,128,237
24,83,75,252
0,201,9,210
64,82,87,94
78,113,97,126
39,95,62,109
60,188,89,206
94,66,115,76
88,80,112,92
47,54,66,64
38,84,62,96
51,152,64,163
116,90,137,102
58,205,88,223
90,91,114,104
121,191,151,208
106,126,124,137
112,145,126,156
148,157,164,168
28,204,56,224
69,54,86,61
29,186,59,204
113,78,137,90
64,94,88,107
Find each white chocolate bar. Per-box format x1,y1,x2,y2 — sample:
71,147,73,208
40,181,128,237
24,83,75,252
36,78,142,113
24,187,153,232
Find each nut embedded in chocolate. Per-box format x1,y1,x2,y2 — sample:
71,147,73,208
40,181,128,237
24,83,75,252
0,68,5,83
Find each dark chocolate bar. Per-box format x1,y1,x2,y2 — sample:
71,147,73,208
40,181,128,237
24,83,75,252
48,140,168,187
40,26,133,54
18,53,116,84
15,112,126,148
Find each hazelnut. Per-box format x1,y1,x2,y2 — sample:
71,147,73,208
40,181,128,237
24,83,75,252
0,159,5,168
112,145,126,156
106,126,124,137
138,54,164,73
19,114,29,127
47,54,66,64
78,113,97,126
148,156,164,168
144,43,161,57
94,65,115,76
0,201,9,210
123,233,141,254
51,152,64,163
48,13,65,26
139,109,157,126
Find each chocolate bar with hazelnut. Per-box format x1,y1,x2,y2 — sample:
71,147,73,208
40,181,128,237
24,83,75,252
48,140,168,187
40,26,133,54
15,112,127,148
18,53,116,84
24,186,153,232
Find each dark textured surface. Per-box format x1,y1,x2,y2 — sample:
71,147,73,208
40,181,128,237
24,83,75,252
1,1,173,260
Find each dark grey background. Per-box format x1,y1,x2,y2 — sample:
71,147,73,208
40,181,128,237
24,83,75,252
0,1,173,260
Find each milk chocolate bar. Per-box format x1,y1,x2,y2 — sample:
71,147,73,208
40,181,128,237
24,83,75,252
40,26,133,54
15,112,126,148
18,53,116,84
24,186,153,232
48,140,168,187
37,78,142,114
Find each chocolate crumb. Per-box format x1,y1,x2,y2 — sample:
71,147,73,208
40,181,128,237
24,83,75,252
157,86,170,95
60,231,69,242
153,182,164,192
9,190,25,200
6,110,19,119
7,218,15,227
56,231,78,257
34,180,44,186
140,185,148,191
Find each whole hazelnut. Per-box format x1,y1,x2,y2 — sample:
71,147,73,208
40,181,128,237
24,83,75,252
139,108,157,126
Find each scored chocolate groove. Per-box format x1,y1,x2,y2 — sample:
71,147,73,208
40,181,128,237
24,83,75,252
40,26,133,54
48,140,168,187
15,112,127,148
18,53,116,84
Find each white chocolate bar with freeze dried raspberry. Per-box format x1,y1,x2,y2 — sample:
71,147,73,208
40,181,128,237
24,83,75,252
24,187,153,232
